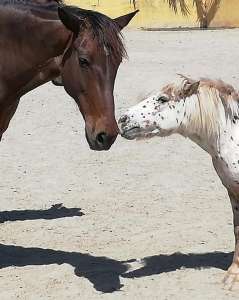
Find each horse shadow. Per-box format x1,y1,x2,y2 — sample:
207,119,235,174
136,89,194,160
0,203,84,223
0,243,233,293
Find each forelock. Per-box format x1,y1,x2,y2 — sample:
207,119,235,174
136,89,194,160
69,6,127,62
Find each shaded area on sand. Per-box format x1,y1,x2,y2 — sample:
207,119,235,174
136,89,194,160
122,251,232,279
0,243,233,293
0,204,84,223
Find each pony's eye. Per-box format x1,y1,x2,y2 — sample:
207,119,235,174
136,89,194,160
79,57,90,68
157,96,168,103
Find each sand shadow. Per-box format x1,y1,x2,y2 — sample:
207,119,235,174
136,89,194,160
0,243,233,293
0,243,126,293
122,251,233,279
0,204,84,223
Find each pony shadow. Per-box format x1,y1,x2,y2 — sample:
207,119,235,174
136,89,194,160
0,204,84,223
0,243,233,293
122,251,233,279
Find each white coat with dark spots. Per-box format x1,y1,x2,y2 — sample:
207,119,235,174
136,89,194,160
119,76,239,289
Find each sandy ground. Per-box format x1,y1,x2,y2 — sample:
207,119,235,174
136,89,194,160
0,29,239,300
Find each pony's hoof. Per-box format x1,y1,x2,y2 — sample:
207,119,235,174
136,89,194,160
223,263,239,290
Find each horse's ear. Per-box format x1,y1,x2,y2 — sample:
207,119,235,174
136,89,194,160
182,80,200,97
58,6,80,34
114,10,139,30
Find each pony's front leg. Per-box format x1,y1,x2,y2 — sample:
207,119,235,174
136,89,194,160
223,191,239,289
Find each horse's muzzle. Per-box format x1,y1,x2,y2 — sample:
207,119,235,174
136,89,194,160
85,130,118,151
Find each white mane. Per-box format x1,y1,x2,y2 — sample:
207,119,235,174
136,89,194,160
176,78,239,139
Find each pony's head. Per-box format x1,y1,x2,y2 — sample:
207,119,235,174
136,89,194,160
119,77,201,140
119,76,239,142
58,6,138,150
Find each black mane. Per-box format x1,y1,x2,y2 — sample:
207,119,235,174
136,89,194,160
68,6,127,62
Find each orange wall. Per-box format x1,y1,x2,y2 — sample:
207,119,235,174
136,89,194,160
211,0,239,27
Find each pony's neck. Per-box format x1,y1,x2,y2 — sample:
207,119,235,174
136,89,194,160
176,91,229,156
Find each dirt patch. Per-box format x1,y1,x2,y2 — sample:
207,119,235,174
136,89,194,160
0,28,239,299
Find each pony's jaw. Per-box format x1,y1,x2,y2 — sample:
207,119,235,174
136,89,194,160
120,125,160,140
120,126,142,140
119,114,161,140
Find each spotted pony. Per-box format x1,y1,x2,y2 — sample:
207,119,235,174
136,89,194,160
119,76,239,289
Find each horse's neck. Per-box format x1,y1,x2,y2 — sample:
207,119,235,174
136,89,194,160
0,7,69,58
0,0,60,17
0,7,69,95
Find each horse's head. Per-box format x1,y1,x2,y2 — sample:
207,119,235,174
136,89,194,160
119,78,200,140
58,7,138,150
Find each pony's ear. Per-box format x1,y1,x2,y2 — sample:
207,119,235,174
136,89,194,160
58,6,80,34
182,80,200,97
114,10,139,30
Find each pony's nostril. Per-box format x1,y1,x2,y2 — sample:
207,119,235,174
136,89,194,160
119,115,129,124
96,132,107,145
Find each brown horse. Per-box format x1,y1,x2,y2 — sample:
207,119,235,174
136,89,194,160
0,0,138,150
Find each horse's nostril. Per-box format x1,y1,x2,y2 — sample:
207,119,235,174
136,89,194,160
96,132,107,145
119,115,129,124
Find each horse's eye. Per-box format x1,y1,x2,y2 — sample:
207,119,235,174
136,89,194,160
79,57,90,68
157,96,168,103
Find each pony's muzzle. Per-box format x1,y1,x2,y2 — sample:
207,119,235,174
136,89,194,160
118,114,130,132
119,114,130,124
118,114,142,140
